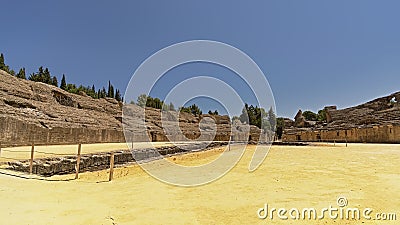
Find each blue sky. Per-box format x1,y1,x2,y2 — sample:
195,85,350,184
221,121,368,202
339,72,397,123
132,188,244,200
1,0,400,118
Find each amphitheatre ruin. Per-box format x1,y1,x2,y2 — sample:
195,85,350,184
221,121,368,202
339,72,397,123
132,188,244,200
1,67,399,149
0,69,399,224
282,92,400,143
1,68,400,176
0,69,270,176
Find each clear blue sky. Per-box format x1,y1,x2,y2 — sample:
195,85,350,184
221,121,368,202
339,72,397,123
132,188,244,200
1,0,400,118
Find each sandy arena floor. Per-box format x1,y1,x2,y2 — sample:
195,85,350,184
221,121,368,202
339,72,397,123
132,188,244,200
0,143,399,224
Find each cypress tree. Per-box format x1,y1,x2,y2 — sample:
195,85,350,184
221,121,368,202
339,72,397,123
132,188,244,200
109,84,114,98
107,81,111,97
169,102,175,111
115,89,121,101
0,53,11,73
60,74,67,90
51,76,58,87
102,87,107,98
43,67,51,84
38,66,44,82
0,54,4,68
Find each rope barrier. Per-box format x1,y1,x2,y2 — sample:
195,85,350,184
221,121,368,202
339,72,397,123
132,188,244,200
0,149,31,153
0,149,77,156
34,151,75,156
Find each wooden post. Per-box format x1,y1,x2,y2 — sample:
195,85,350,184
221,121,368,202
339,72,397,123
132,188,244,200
109,152,115,181
334,140,336,146
346,139,348,147
75,144,82,179
228,141,231,151
29,143,35,174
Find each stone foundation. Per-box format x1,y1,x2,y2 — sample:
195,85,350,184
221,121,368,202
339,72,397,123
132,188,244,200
283,125,400,143
0,117,125,147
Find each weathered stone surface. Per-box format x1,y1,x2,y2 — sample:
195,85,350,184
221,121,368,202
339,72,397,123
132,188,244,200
294,110,305,127
0,69,272,147
0,70,124,146
283,92,400,143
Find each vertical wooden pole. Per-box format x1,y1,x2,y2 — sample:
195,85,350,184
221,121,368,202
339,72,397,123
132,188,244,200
334,140,336,146
132,134,135,149
346,139,348,147
75,144,82,179
109,152,115,181
29,143,35,174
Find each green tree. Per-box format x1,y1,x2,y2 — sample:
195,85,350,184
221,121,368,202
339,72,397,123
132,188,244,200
97,87,107,98
239,104,249,124
169,102,175,111
180,104,202,116
267,107,276,131
0,53,12,74
276,117,285,139
0,53,4,69
16,68,26,79
107,81,115,98
137,94,147,107
115,89,122,101
29,66,56,86
239,104,275,132
302,110,317,121
65,83,78,94
317,109,327,122
51,76,58,87
43,67,51,84
208,110,219,115
60,74,67,90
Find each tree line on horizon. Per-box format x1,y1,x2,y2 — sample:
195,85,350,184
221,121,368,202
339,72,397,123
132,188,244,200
133,94,204,116
232,103,277,133
0,53,122,102
134,93,280,133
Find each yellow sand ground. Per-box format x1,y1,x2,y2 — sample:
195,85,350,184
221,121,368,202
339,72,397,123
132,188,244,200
0,143,399,224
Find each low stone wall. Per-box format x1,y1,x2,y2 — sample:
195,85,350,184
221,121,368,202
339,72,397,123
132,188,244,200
6,142,228,176
0,117,125,147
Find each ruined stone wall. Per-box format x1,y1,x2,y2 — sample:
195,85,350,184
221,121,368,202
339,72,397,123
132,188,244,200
1,70,268,147
0,116,125,147
282,125,400,143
